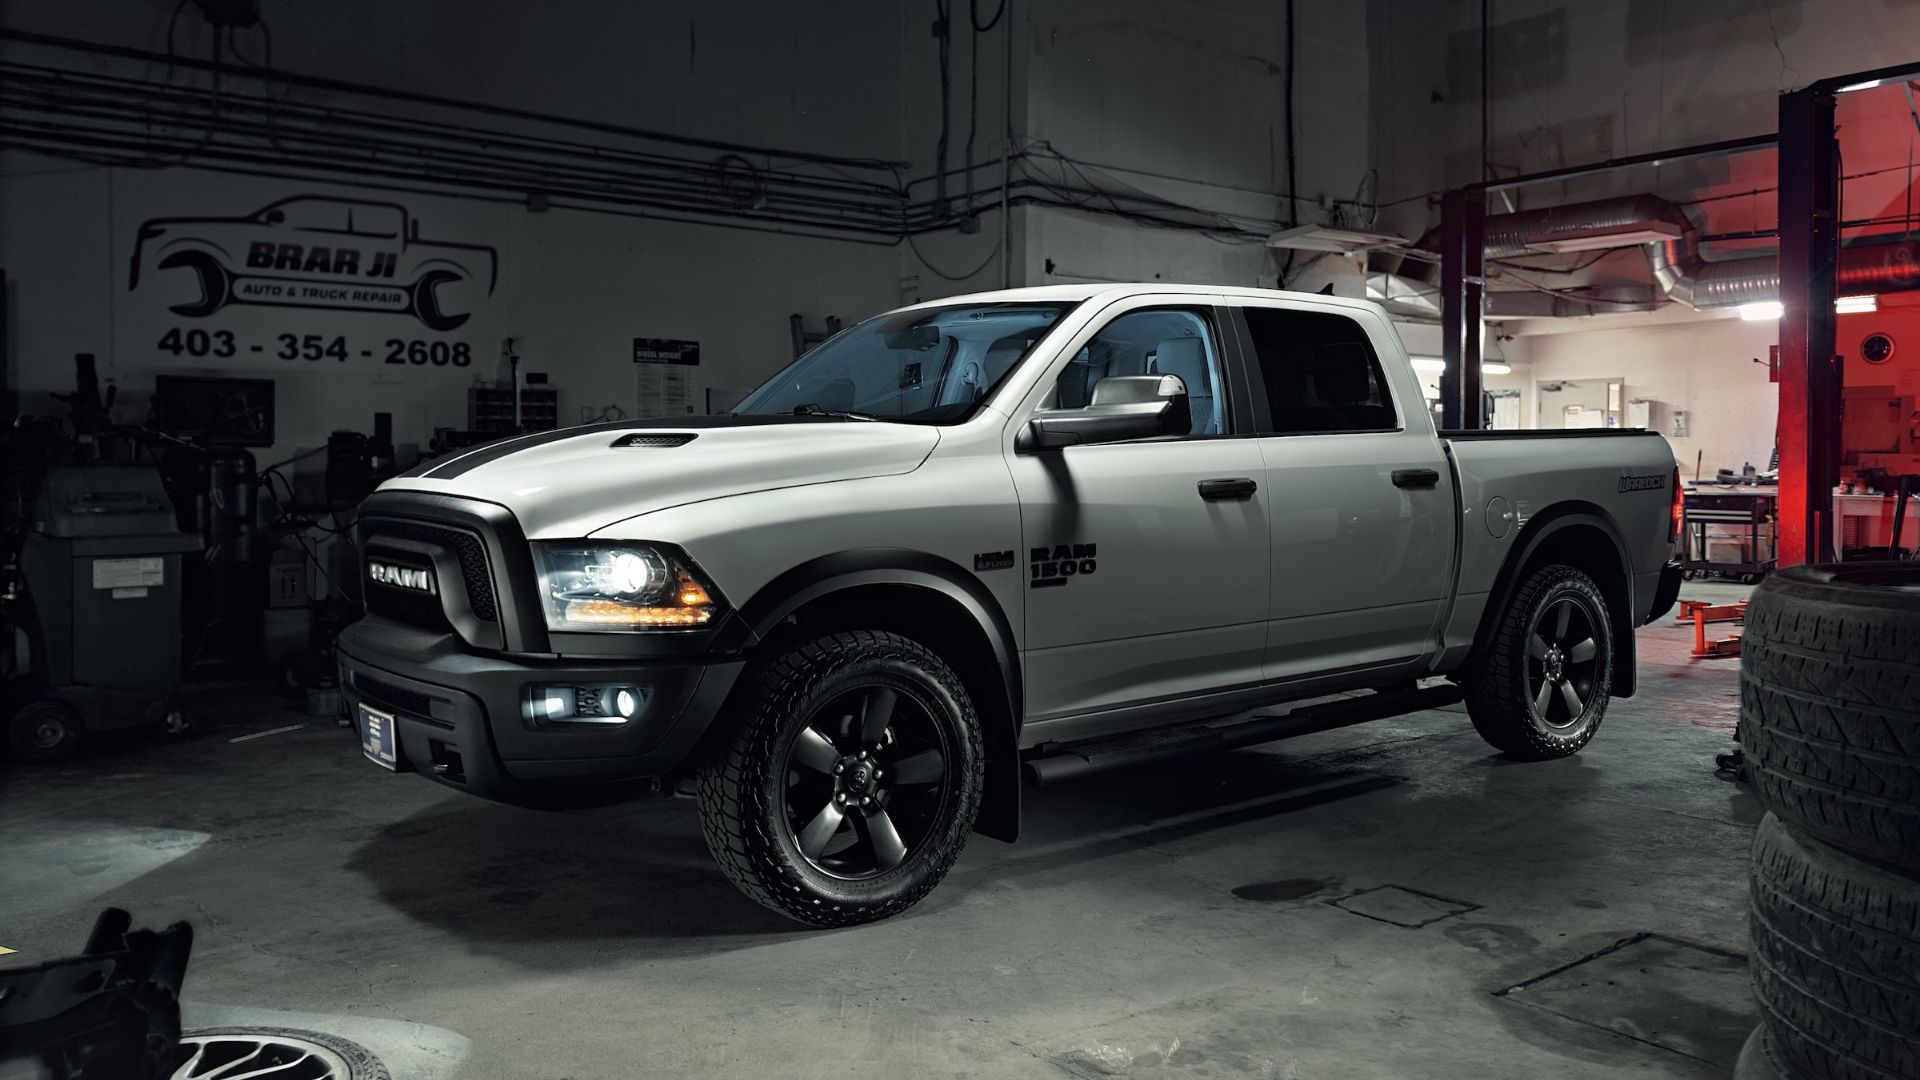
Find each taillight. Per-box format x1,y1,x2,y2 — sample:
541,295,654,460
1670,466,1684,544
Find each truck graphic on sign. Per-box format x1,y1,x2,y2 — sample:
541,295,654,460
128,196,498,331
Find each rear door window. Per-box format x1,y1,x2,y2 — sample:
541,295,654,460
1242,307,1398,434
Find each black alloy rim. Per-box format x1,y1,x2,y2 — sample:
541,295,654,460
779,684,953,880
1526,595,1603,730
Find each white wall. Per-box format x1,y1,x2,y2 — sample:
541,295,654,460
0,2,924,462
1518,315,1781,476
1017,0,1372,292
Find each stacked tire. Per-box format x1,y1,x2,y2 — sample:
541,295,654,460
1736,563,1920,1080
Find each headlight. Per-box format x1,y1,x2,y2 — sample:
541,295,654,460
532,543,723,632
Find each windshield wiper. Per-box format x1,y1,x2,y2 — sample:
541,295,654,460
791,403,881,421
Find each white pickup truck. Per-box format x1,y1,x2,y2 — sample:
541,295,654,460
340,284,1684,926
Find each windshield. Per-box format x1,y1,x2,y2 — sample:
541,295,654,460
733,302,1074,424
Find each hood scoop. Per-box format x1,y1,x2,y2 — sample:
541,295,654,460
610,432,697,448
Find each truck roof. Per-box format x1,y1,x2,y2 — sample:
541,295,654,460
898,283,1394,319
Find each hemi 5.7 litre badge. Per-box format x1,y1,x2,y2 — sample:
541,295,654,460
368,561,435,594
1030,543,1097,588
974,550,1016,572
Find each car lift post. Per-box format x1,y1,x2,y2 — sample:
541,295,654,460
1439,185,1486,430
1775,84,1842,567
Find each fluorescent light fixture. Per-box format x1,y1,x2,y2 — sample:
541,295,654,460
1266,224,1407,254
1738,296,1878,319
1525,222,1683,254
1838,78,1885,92
1411,356,1511,375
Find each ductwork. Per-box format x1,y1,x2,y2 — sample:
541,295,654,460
1407,193,1920,312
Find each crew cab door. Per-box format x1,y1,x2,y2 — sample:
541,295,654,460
1006,299,1269,734
1225,301,1454,680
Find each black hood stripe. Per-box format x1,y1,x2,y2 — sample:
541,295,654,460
411,414,858,480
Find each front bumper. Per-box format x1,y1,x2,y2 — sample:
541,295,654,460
337,616,743,807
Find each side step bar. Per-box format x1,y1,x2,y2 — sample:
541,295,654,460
1022,683,1464,787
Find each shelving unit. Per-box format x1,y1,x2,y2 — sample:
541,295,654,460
468,386,558,434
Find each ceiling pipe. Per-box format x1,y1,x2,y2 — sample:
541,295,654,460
1408,193,1920,311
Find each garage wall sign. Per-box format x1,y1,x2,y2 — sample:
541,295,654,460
120,190,500,374
634,337,700,417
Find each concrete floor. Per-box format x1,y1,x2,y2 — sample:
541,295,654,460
1,582,1761,1080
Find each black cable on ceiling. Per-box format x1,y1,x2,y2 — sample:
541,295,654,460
906,232,1001,281
1,28,912,172
963,0,983,214
932,0,954,217
1281,0,1298,286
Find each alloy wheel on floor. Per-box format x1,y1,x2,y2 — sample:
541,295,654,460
171,1028,389,1080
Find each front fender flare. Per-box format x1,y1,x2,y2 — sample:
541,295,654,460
720,548,1024,842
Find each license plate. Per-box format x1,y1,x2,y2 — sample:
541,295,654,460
359,703,398,770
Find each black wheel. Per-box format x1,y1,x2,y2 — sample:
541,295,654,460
158,250,231,317
172,1027,389,1079
1749,813,1920,1080
7,699,84,762
696,630,984,927
1465,563,1614,760
1740,562,1920,872
1682,569,1698,581
408,270,470,331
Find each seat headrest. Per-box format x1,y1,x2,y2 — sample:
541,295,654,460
1149,336,1210,392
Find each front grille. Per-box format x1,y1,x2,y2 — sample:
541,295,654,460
364,520,497,621
365,585,448,630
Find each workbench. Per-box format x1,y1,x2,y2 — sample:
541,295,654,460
1680,488,1777,583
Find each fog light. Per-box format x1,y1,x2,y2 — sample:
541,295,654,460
526,683,649,726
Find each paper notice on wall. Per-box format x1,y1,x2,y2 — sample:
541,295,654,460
634,337,699,418
92,557,164,589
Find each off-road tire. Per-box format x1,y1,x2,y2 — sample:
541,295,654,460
1741,562,1920,873
1464,563,1614,760
7,699,84,763
1750,813,1920,1080
696,631,984,927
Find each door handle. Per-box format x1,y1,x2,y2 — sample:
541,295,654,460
1198,477,1258,501
1391,468,1441,489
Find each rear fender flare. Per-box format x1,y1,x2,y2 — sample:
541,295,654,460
1468,505,1639,697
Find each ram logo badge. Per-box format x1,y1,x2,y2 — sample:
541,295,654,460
368,561,435,594
1030,543,1097,589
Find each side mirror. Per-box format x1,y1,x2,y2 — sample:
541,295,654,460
1017,374,1191,452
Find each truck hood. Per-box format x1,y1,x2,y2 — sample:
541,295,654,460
378,417,940,538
